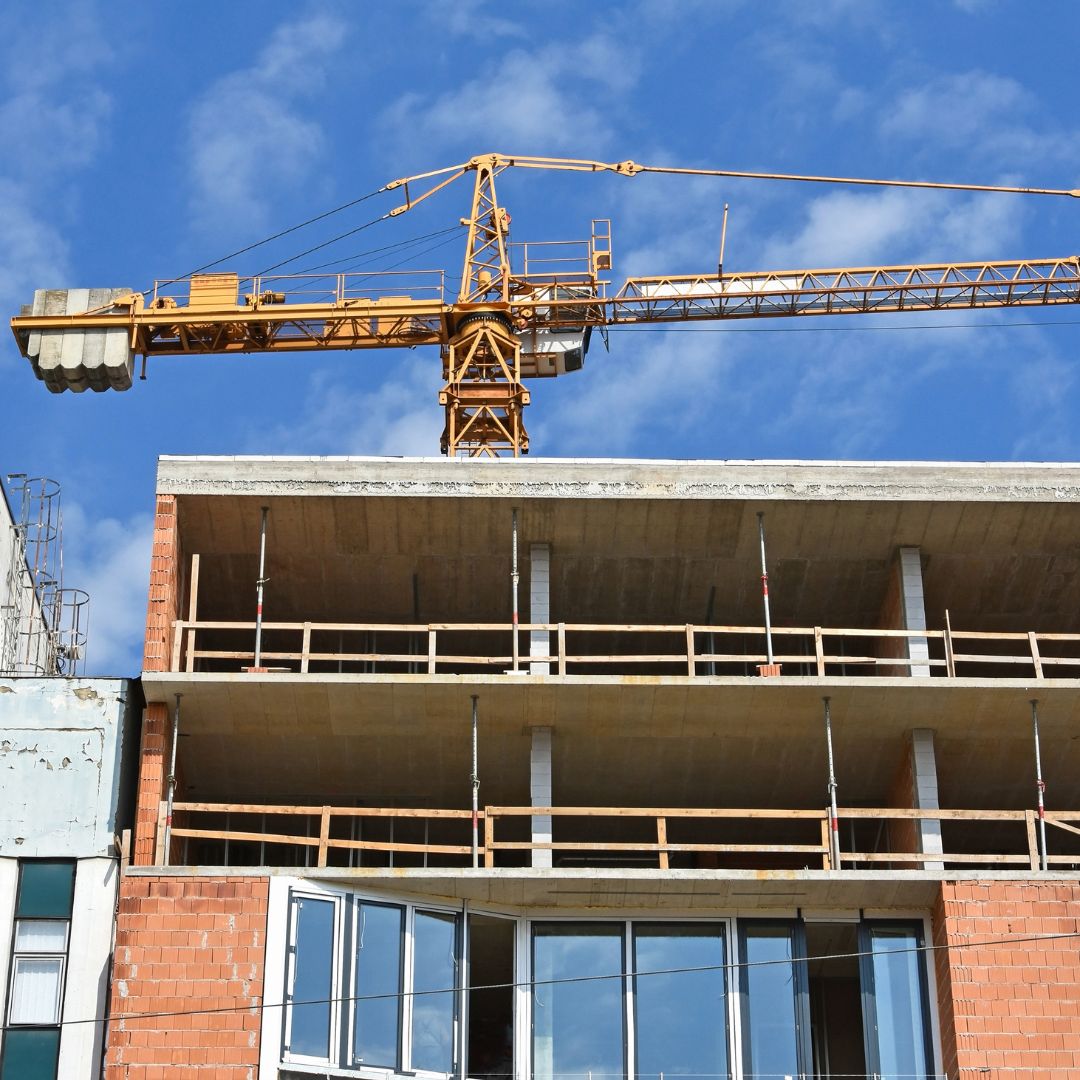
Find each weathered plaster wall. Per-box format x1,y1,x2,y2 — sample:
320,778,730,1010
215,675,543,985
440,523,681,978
0,677,137,857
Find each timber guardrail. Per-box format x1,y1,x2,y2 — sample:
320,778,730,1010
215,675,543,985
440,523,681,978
158,801,1080,872
169,615,1080,679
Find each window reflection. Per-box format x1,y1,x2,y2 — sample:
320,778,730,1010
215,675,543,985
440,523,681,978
633,924,728,1080
354,902,404,1068
533,923,625,1080
412,910,458,1074
740,923,802,1080
868,926,931,1080
291,896,335,1059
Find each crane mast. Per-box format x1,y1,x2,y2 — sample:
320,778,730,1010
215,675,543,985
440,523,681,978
10,154,1080,458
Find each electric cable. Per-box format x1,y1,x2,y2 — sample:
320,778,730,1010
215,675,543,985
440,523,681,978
57,925,1080,1029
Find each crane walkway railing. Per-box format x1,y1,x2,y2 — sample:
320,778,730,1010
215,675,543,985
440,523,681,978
169,615,1080,679
156,801,1080,873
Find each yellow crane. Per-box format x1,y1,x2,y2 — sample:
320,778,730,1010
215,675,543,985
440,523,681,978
10,153,1080,457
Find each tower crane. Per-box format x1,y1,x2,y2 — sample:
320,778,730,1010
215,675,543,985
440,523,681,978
10,153,1080,457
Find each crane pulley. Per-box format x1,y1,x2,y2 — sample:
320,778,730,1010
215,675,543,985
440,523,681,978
10,153,1080,457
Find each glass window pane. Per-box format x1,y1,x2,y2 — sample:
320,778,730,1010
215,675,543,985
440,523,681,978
740,924,801,1080
533,923,625,1080
290,896,335,1060
16,862,75,919
8,957,64,1025
14,921,69,954
412,910,458,1074
868,926,931,1080
633,924,728,1080
0,1026,60,1080
354,902,403,1069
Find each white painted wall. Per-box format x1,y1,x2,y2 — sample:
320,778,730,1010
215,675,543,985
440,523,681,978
57,857,118,1078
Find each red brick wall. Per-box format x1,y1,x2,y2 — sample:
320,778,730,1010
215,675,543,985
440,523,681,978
935,881,1080,1080
133,702,168,865
144,493,180,673
105,875,269,1080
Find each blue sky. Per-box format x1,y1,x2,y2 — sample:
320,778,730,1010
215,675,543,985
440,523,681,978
1,0,1079,673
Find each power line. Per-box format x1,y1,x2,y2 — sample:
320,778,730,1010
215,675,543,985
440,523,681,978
68,926,1080,1030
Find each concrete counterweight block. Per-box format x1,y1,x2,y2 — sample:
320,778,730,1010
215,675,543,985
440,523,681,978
25,288,135,393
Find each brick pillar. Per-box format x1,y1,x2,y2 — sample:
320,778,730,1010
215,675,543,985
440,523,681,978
105,875,269,1078
144,493,180,672
133,702,169,865
530,726,553,868
529,543,551,675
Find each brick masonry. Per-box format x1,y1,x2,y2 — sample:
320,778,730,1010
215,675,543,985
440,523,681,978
935,880,1080,1080
105,875,269,1080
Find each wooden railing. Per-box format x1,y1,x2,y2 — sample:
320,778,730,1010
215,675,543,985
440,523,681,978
160,801,1080,872
169,615,1080,679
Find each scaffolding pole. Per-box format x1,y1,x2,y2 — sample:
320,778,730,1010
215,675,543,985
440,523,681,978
1031,699,1048,872
253,506,269,670
163,693,181,866
823,696,840,870
471,694,480,868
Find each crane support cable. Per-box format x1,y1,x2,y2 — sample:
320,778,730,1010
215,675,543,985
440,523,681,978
384,154,1080,220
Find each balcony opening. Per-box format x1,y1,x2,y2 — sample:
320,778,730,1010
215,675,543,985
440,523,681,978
806,922,867,1080
468,914,515,1080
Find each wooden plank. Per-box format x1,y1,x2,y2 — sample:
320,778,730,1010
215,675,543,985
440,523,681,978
485,813,495,868
839,807,1027,821
657,817,669,870
1029,632,1044,679
169,827,320,847
185,557,200,673
300,623,312,674
847,851,1029,865
1044,815,1080,839
490,841,829,854
155,801,168,865
173,801,476,819
171,621,185,673
814,627,825,676
487,806,827,819
821,817,832,870
944,609,956,678
557,623,566,677
428,629,437,675
317,806,330,868
328,837,474,855
686,625,696,677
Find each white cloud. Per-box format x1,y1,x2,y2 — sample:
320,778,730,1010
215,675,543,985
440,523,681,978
756,186,1023,269
251,355,444,456
187,12,346,234
0,180,70,321
378,33,640,157
427,0,525,39
882,70,1078,167
60,502,154,676
531,330,737,455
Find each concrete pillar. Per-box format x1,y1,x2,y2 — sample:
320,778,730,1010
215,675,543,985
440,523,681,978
898,547,931,677
529,543,550,675
910,728,944,868
889,728,944,870
530,726,553,869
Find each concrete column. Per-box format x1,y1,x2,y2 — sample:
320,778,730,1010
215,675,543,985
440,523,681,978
898,546,931,677
529,543,550,675
910,728,944,868
530,726,553,868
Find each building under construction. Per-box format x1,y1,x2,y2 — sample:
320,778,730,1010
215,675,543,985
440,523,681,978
104,454,1080,1080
